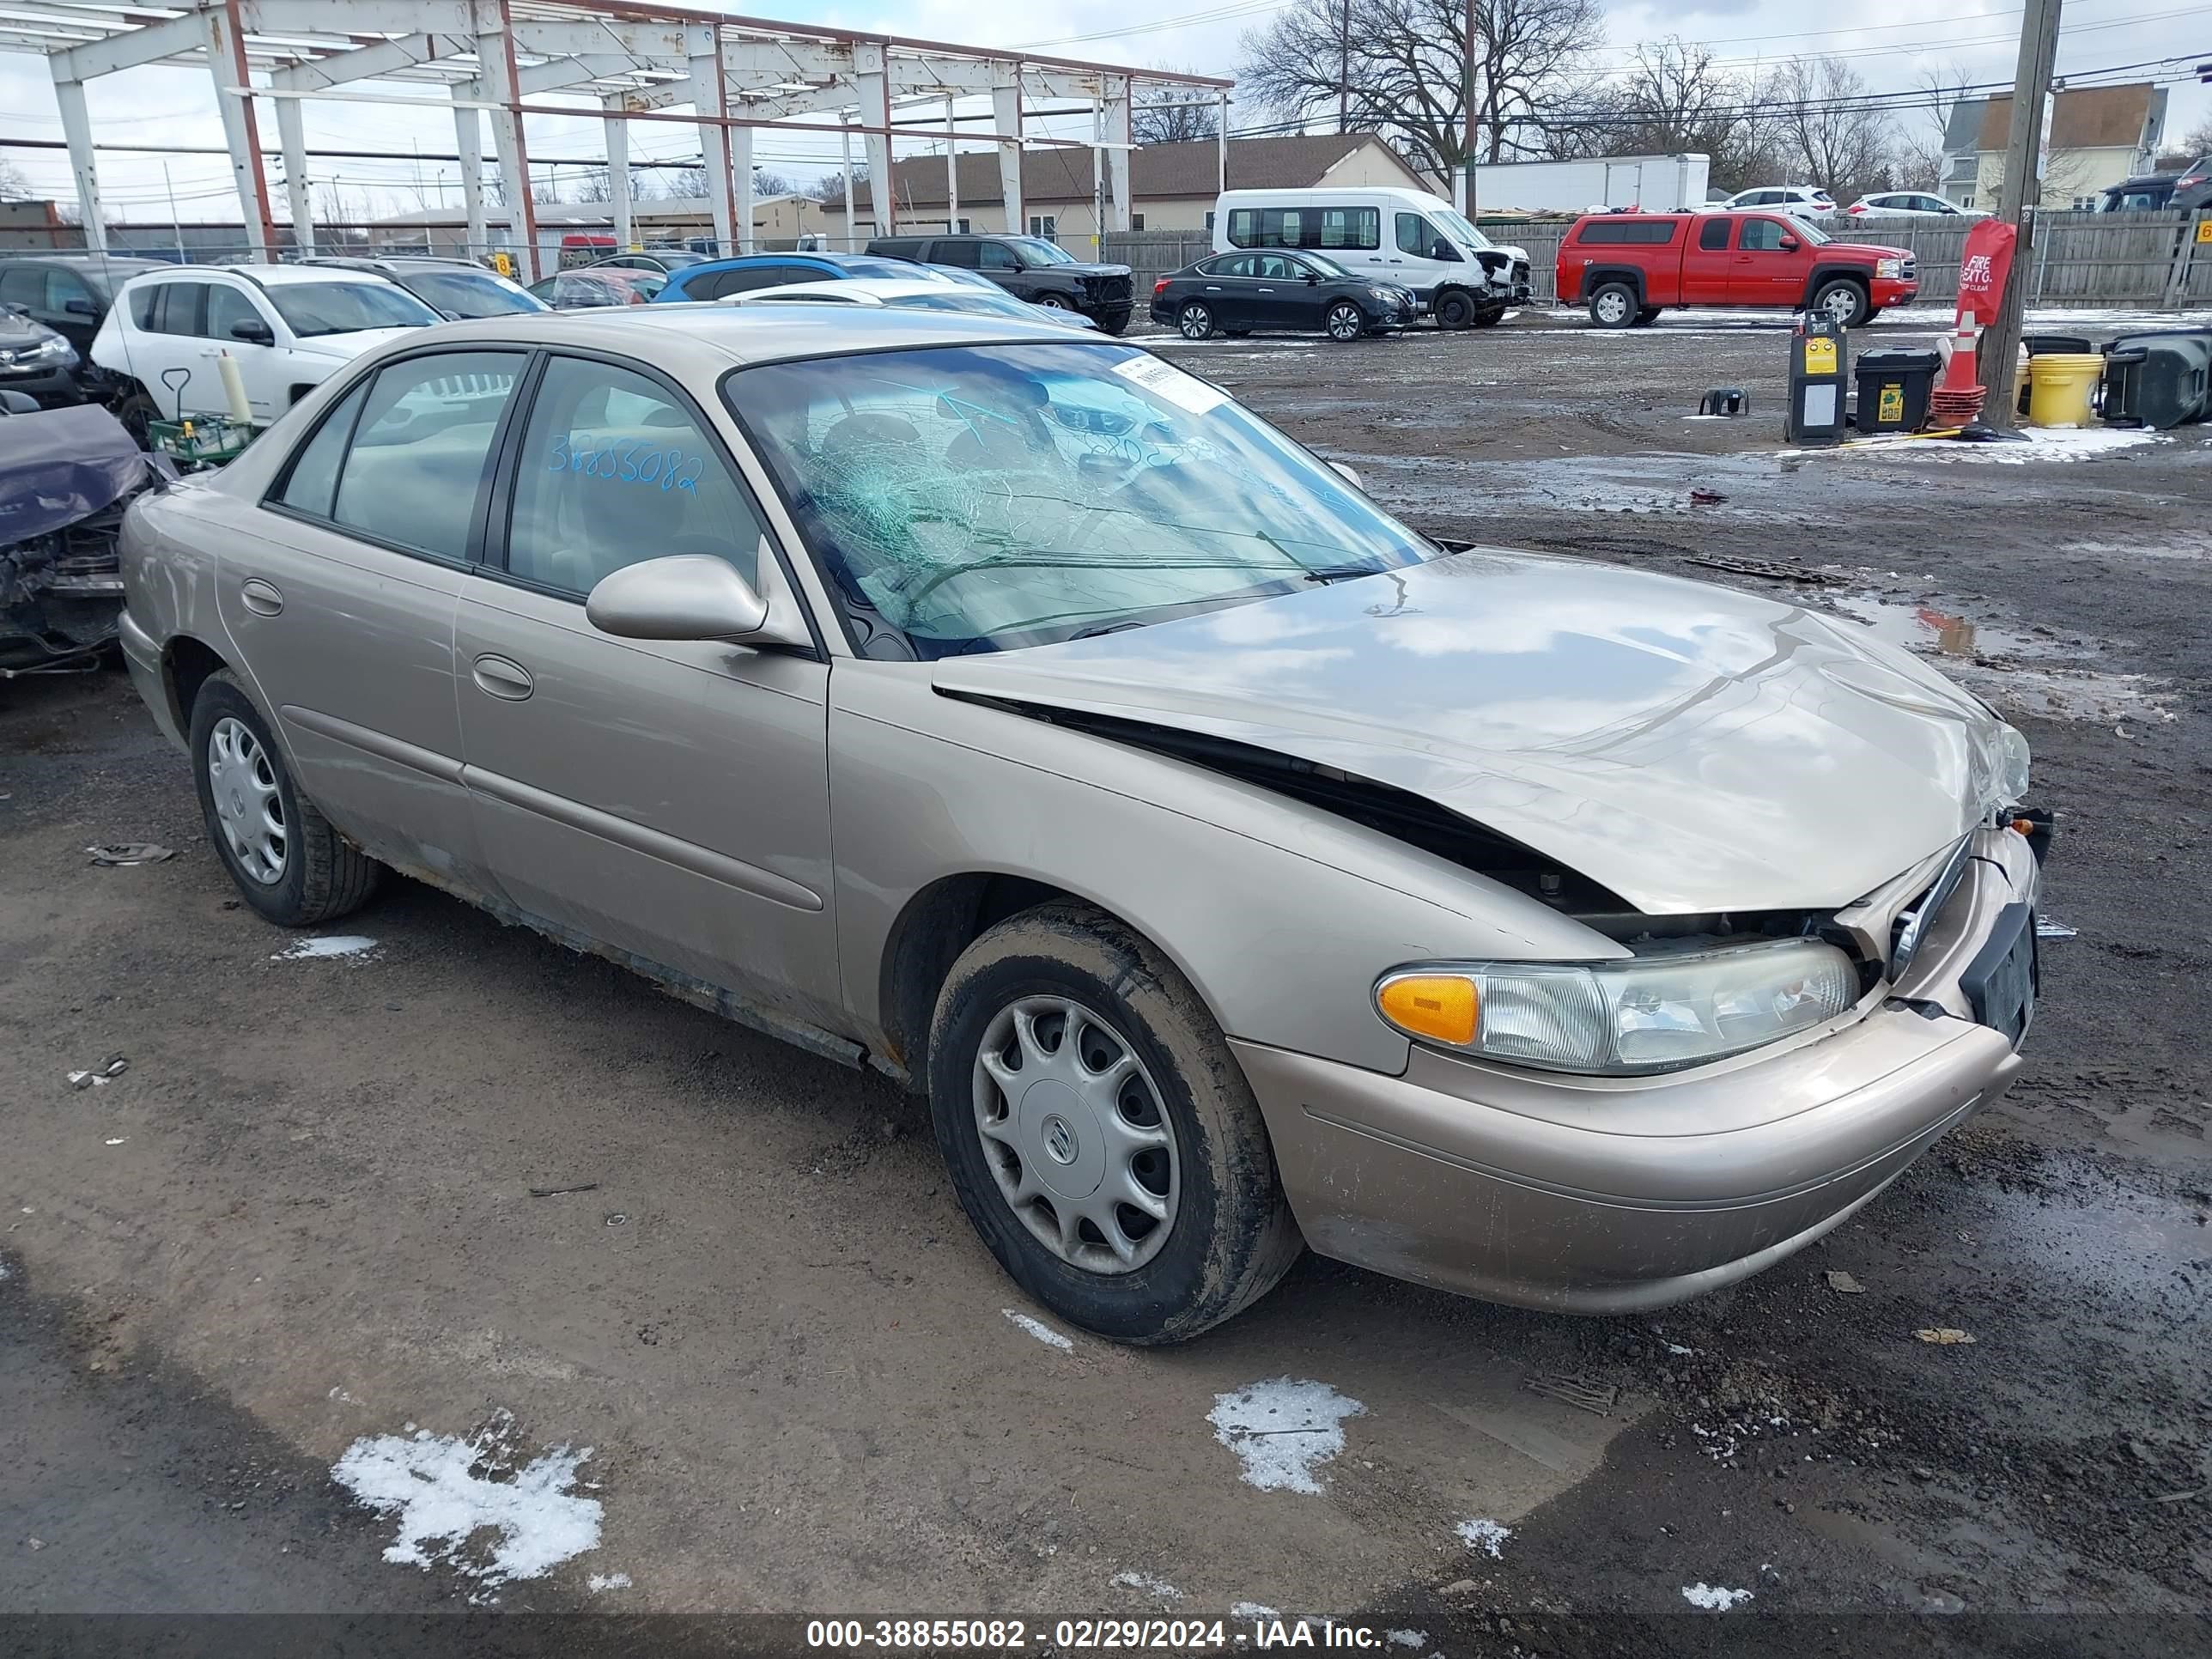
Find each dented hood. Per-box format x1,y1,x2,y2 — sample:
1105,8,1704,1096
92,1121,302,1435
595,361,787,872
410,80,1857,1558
931,548,2008,914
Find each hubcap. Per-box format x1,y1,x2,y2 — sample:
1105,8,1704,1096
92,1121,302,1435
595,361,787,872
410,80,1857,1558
971,994,1180,1275
1181,305,1210,338
1596,292,1627,323
1825,289,1857,323
207,715,287,885
1330,307,1359,338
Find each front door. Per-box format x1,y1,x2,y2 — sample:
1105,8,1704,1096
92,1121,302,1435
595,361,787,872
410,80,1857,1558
223,347,526,890
454,349,842,1028
201,283,285,420
1731,216,1808,305
1249,253,1307,330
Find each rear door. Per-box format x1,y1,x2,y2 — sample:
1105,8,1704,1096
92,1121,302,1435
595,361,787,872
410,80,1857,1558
232,346,528,887
1684,216,1735,302
1731,216,1805,305
1192,254,1255,326
453,349,842,1024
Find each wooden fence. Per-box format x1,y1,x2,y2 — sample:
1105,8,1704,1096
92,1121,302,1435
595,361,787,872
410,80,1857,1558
1108,211,2212,310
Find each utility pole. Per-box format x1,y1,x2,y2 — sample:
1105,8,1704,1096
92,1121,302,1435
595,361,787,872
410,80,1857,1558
1338,0,1349,135
1460,0,1478,217
1977,0,2063,422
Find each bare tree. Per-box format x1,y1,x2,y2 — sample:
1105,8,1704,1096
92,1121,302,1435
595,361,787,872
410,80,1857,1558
2179,114,2212,158
1537,37,1786,187
1132,64,1222,147
1241,0,1598,174
807,169,848,204
0,158,32,200
1771,55,1895,204
1891,64,1972,191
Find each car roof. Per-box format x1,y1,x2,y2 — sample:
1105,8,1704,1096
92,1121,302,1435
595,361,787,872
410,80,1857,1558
382,302,1102,368
116,262,398,288
737,278,960,302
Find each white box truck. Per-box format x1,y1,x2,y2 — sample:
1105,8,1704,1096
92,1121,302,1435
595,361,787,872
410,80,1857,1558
1463,154,1711,216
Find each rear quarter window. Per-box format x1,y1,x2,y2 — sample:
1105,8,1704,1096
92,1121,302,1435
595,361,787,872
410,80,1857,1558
1574,220,1680,246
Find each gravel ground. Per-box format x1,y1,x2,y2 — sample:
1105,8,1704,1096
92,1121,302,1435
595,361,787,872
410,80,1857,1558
2,309,2207,1656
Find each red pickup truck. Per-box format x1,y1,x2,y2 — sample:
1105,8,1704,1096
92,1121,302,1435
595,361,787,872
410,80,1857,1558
1555,211,1917,330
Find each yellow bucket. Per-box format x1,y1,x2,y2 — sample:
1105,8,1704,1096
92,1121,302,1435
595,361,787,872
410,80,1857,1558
2026,353,2104,428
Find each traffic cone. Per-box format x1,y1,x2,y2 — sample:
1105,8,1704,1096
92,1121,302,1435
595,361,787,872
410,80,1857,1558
1929,310,1986,428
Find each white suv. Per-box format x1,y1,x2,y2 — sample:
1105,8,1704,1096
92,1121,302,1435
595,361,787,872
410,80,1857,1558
92,264,437,430
1718,185,1836,221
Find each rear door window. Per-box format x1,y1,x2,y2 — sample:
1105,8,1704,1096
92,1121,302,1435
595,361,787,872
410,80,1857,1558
328,351,524,560
933,240,981,268
1698,218,1732,251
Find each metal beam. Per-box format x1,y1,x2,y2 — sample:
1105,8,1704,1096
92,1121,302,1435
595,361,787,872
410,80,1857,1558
604,92,633,250
52,11,206,82
477,0,536,279
453,83,488,258
1103,73,1131,235
508,18,710,60
854,39,891,237
241,0,477,37
207,1,277,259
274,93,314,254
992,68,1021,235
731,118,753,255
691,41,734,254
268,32,452,93
49,72,105,253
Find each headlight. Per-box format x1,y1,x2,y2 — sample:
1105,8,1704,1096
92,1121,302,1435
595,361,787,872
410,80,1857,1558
1375,939,1861,1075
16,335,71,363
1995,723,2030,808
1876,258,1903,279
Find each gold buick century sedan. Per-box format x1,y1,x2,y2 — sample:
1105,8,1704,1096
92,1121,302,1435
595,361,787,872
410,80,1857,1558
117,304,2045,1343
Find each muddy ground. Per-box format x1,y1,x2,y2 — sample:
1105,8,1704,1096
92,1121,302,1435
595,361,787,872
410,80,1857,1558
3,310,2208,1656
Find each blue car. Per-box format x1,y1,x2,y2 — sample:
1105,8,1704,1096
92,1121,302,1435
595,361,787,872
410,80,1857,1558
653,251,935,302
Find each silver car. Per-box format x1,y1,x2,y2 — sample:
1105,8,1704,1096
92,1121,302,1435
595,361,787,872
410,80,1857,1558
117,307,2045,1343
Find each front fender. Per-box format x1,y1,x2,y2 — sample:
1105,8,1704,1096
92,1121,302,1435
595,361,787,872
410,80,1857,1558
828,661,1616,1076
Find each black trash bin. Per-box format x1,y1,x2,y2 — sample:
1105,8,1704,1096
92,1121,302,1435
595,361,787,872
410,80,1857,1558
2100,328,2212,429
1853,347,1942,434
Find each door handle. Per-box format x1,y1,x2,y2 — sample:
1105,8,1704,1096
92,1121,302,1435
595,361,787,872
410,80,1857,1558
1204,284,1221,291
471,653,534,701
240,578,283,617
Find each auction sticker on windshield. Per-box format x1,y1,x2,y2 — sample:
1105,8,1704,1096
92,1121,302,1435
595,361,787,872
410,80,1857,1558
1115,353,1230,416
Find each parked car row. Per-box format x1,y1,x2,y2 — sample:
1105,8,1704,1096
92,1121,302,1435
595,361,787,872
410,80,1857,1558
1559,209,1916,329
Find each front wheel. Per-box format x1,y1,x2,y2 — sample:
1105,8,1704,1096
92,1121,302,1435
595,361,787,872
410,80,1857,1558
1036,293,1075,312
189,670,378,927
1176,301,1214,340
1324,301,1366,342
1812,279,1870,329
1431,289,1475,330
927,902,1304,1345
1470,302,1509,327
1588,283,1638,329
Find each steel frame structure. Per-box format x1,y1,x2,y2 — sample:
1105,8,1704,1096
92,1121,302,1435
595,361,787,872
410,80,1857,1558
1,1,1231,278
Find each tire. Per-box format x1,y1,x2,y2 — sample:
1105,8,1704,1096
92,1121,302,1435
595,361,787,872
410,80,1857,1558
1176,301,1215,340
1862,307,1884,325
927,901,1304,1346
189,670,378,927
1631,307,1662,327
1587,282,1638,329
1812,278,1870,329
1095,313,1131,337
1470,302,1509,327
1222,326,1252,338
1036,293,1075,312
1432,289,1475,330
1325,301,1366,342
111,386,158,448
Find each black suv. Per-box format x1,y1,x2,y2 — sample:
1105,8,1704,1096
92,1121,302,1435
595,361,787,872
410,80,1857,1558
865,234,1133,333
0,253,162,362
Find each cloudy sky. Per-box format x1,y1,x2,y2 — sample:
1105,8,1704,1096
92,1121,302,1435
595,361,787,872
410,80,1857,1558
0,0,2202,225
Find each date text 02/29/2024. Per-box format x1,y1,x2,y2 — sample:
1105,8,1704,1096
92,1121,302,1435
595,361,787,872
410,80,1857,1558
805,1617,1404,1650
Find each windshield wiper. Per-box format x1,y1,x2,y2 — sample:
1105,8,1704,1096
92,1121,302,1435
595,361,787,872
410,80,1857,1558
1301,563,1386,585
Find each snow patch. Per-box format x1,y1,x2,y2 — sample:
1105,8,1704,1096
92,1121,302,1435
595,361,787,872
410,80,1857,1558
273,934,379,961
1455,1517,1510,1558
1681,1583,1755,1610
1001,1309,1074,1351
1231,1601,1279,1620
1111,1569,1182,1601
588,1572,632,1593
331,1409,601,1599
1207,1378,1364,1494
1385,1632,1428,1649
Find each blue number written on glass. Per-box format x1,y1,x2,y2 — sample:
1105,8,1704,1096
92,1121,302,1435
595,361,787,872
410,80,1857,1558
546,430,698,491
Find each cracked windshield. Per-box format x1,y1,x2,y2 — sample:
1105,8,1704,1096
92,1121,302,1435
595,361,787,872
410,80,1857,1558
727,342,1432,656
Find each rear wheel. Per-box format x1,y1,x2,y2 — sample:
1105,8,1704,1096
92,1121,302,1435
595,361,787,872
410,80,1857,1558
1324,301,1366,342
1632,306,1663,327
1431,289,1475,331
1176,301,1215,340
1812,278,1871,329
189,671,377,927
1588,283,1638,329
927,902,1303,1345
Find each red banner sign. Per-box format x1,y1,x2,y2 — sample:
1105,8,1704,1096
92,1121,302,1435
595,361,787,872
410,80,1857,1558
1955,218,2019,331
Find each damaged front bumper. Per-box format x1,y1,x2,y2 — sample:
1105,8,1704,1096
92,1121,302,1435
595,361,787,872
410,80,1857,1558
1,403,165,675
1234,823,2040,1313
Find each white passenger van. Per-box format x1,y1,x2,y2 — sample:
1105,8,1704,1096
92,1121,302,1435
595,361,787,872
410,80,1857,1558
1210,186,1531,329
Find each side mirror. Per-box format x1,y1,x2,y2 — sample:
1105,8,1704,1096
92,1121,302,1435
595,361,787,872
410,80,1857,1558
586,552,810,648
1431,241,1461,262
230,317,275,343
1778,234,1801,252
1327,459,1364,491
1305,271,1320,284
65,297,96,316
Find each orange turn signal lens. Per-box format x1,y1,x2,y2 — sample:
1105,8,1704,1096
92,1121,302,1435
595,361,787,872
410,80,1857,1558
1376,975,1478,1047
2010,817,2036,837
